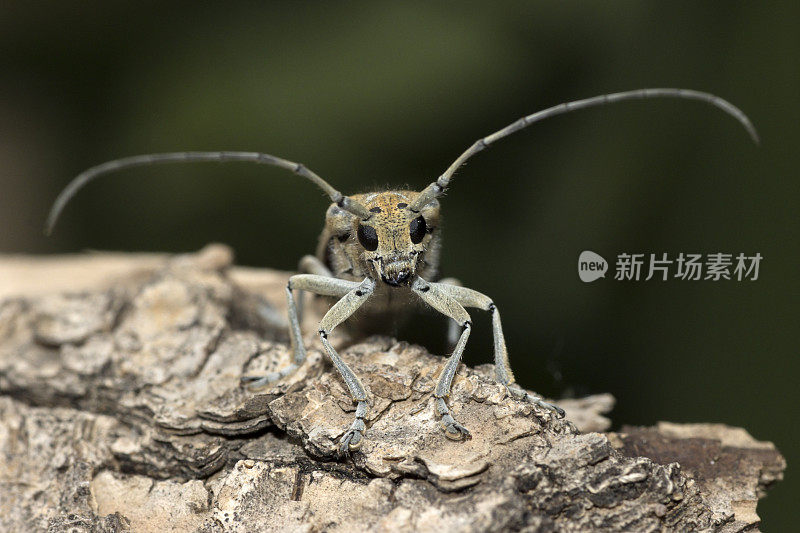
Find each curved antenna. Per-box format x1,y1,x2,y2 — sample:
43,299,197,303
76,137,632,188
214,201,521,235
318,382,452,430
409,88,759,212
45,151,372,234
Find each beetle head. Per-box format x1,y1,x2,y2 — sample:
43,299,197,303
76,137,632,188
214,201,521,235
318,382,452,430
348,191,439,286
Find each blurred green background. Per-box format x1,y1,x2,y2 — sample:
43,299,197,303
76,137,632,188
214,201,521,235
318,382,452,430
1,1,797,527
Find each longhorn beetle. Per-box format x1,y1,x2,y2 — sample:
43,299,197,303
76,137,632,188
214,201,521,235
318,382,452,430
47,88,757,453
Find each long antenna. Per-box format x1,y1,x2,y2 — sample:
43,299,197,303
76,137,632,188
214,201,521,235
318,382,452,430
409,88,759,212
45,151,372,234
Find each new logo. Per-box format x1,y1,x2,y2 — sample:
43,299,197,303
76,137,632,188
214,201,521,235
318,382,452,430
578,251,608,282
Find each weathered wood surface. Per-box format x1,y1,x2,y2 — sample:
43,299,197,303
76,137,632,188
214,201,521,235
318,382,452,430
0,245,784,532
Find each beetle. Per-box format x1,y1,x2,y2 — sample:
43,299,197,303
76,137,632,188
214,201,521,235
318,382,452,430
46,88,757,453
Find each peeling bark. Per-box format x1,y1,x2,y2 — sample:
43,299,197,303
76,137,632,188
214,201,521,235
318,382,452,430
0,245,784,532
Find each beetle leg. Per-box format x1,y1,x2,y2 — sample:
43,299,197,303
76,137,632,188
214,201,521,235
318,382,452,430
316,278,375,453
438,277,463,350
294,255,333,324
433,282,565,418
241,273,360,388
412,277,473,440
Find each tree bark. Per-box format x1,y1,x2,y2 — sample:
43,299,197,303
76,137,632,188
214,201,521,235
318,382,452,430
0,245,784,532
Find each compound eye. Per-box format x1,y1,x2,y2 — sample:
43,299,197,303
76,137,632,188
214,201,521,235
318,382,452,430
409,216,427,244
357,224,379,251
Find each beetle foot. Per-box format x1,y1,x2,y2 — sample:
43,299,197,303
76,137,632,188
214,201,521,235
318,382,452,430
340,418,366,454
506,384,565,418
435,397,472,440
240,364,299,389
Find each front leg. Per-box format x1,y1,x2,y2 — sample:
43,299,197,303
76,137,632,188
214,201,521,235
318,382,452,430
411,277,473,440
241,273,360,387
438,277,464,350
432,282,564,418
316,278,376,453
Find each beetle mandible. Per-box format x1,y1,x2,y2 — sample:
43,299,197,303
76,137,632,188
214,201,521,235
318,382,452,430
47,88,757,453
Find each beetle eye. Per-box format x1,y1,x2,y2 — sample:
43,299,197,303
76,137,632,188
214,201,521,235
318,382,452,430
409,216,427,244
357,224,378,251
